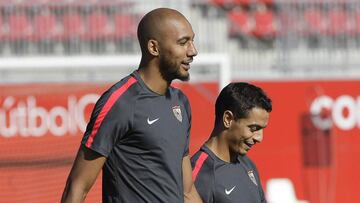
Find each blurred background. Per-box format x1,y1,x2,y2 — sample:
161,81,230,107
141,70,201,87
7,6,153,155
0,0,360,202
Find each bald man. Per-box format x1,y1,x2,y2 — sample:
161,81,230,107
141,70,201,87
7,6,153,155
61,8,202,203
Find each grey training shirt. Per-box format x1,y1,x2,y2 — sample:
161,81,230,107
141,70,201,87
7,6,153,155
191,145,267,203
82,71,191,203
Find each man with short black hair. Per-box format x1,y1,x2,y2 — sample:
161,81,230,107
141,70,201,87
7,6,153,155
191,82,272,203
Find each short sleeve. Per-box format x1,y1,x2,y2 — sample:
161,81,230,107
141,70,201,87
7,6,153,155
191,152,215,203
81,78,136,157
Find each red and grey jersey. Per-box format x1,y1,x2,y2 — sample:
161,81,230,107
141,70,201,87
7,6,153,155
81,71,191,203
191,145,267,203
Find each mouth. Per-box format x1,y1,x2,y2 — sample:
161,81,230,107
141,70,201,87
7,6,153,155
244,142,254,150
181,59,193,71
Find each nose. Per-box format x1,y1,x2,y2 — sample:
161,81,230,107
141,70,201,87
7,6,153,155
253,130,264,143
187,41,198,57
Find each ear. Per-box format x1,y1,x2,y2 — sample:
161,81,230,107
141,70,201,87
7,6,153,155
223,110,234,129
147,39,159,56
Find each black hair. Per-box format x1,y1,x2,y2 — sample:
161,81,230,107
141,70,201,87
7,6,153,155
215,82,272,124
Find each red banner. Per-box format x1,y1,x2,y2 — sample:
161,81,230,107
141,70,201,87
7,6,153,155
1,80,360,203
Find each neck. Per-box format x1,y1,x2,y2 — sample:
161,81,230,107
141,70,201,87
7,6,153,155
205,128,237,163
138,59,170,95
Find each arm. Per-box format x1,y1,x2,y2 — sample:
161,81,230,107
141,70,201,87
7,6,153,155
61,145,106,203
183,155,203,203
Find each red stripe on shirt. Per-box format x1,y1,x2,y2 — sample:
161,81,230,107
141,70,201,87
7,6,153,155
192,152,209,181
85,77,137,148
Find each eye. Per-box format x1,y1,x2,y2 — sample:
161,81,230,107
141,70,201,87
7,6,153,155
178,40,187,46
178,37,191,46
249,125,260,132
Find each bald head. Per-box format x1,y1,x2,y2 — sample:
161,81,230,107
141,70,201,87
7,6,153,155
137,8,191,55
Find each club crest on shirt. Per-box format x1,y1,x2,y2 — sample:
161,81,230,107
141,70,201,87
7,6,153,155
248,170,258,186
172,105,182,122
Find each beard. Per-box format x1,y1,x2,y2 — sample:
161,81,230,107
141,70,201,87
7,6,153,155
159,56,190,82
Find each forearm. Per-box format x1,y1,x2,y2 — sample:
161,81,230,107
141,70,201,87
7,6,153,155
184,183,203,203
61,181,88,203
182,155,203,203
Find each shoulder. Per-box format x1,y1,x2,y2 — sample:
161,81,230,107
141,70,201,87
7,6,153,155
242,155,259,172
88,75,141,126
191,149,216,202
191,150,216,178
170,86,189,102
100,75,140,108
108,75,139,98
